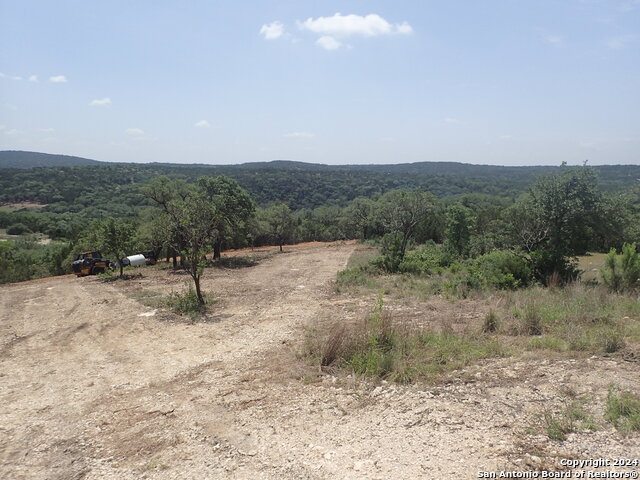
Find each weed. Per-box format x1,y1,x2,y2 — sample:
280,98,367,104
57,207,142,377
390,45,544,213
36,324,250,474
167,287,210,317
482,310,498,333
606,387,640,433
523,302,543,335
144,458,169,471
542,398,597,441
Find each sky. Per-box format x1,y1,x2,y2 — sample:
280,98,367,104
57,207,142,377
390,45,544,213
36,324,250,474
0,1,639,166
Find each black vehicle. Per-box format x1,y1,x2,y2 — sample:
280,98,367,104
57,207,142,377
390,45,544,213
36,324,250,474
71,251,111,276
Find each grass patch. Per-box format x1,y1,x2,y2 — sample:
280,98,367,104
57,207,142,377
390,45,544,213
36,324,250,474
210,255,260,269
606,387,640,433
335,246,383,293
542,397,598,441
305,294,508,384
128,290,166,309
500,285,635,355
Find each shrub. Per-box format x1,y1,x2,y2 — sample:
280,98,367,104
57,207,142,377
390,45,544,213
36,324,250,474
399,242,453,274
529,249,579,286
6,223,32,235
473,250,533,289
601,243,640,292
439,250,532,296
167,287,208,317
375,232,405,273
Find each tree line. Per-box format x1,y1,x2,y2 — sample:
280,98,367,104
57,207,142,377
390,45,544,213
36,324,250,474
1,165,639,291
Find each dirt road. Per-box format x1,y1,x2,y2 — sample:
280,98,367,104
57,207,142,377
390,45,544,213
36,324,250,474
1,242,638,479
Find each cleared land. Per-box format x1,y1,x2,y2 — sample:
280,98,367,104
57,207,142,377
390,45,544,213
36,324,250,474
0,242,638,479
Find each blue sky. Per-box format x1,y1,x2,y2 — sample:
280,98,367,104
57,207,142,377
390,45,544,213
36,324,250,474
0,1,638,165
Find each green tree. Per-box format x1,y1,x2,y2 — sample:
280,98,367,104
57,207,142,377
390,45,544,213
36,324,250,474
196,176,255,259
375,189,435,264
263,203,295,251
444,203,475,257
89,217,138,278
529,166,601,257
510,166,604,283
344,197,376,239
144,175,254,304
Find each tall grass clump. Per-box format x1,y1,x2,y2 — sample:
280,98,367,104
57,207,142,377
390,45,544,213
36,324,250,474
482,310,498,333
606,387,640,433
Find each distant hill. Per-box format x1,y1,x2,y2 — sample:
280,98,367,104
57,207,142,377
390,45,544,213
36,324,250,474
0,151,103,168
1,150,639,211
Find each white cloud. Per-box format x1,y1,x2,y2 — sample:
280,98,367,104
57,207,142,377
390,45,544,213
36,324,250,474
0,73,27,81
4,129,20,136
260,21,285,40
500,135,513,140
194,120,211,128
89,97,111,107
606,34,636,49
0,125,5,130
444,117,460,124
299,13,412,38
284,131,315,138
396,22,413,35
316,36,342,50
28,75,38,82
125,128,144,136
39,128,55,132
544,34,563,45
49,75,67,83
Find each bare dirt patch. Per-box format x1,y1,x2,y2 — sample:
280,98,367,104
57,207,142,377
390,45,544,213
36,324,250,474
0,202,48,211
1,241,638,479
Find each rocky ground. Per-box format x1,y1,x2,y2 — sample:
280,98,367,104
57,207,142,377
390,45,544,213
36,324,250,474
0,241,638,479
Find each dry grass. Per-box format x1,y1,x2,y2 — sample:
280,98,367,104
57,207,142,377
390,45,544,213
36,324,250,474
305,294,508,384
318,260,640,384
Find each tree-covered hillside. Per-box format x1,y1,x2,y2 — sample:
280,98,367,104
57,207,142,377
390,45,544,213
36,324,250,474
2,154,639,214
0,151,104,169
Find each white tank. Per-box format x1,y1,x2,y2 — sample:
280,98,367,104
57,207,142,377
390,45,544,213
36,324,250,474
124,254,146,267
